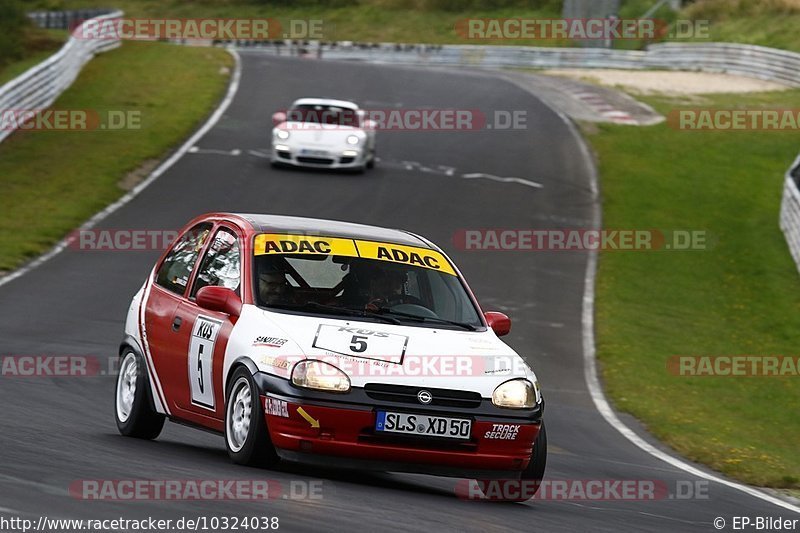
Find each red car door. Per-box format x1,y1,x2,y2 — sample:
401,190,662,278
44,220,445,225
144,222,213,414
173,226,241,424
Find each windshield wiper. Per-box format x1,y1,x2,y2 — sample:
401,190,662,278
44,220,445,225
296,302,402,325
373,307,478,331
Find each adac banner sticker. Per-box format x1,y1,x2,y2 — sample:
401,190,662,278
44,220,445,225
254,234,456,275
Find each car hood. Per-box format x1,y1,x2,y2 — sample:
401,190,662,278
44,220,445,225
225,305,535,397
275,123,364,148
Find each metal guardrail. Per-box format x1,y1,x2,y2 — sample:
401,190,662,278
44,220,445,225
0,11,123,144
780,156,800,273
225,40,800,88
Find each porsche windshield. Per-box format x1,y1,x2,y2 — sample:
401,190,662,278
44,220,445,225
252,239,482,330
287,104,359,126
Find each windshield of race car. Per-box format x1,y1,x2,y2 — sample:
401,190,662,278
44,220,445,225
287,104,359,127
252,234,482,330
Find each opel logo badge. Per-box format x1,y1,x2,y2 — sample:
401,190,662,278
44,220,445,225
417,390,433,404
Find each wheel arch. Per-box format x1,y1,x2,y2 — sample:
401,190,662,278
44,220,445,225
225,356,259,396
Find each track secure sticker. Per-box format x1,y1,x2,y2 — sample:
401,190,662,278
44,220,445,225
484,424,520,440
253,233,456,275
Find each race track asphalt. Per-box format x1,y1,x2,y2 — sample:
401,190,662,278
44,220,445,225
0,52,795,532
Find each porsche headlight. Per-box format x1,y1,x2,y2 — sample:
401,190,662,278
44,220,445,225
346,134,360,145
492,379,539,409
276,129,290,140
291,360,350,393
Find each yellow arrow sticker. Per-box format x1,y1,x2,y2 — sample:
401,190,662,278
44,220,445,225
296,406,320,428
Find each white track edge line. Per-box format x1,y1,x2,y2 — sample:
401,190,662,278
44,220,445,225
556,106,800,514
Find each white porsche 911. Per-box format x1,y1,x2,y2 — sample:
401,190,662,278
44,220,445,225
271,98,377,173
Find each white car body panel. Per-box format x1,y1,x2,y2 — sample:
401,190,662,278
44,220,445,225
222,304,536,398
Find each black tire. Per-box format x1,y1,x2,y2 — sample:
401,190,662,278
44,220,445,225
521,421,547,489
114,350,165,440
474,421,547,502
366,149,375,169
224,366,279,467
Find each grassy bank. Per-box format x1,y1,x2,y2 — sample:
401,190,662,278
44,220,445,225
588,89,800,488
23,0,560,45
0,28,66,83
683,0,800,52
0,41,232,271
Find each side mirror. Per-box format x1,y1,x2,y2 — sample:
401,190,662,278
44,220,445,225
272,111,287,127
362,119,377,131
484,311,511,337
197,286,242,318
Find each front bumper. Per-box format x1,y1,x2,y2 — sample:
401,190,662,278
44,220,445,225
254,372,544,478
271,145,366,169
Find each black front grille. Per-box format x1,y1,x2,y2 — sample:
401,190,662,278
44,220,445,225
277,151,291,159
364,383,482,409
297,156,334,165
339,156,355,164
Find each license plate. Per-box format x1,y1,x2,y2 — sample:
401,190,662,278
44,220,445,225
375,411,472,439
300,148,328,156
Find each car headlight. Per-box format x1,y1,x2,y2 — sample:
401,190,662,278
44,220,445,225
492,379,539,409
276,129,290,140
291,360,350,393
346,134,360,145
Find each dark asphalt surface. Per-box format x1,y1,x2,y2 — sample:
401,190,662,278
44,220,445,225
0,53,795,532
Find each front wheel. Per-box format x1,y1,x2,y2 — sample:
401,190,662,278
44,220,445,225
224,366,279,467
521,421,547,489
472,422,547,502
114,350,165,439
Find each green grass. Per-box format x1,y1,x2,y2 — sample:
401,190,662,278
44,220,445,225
0,29,67,84
25,0,563,45
587,89,800,488
0,41,232,272
680,0,800,52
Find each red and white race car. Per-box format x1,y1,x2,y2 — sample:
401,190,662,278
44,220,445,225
116,213,546,492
